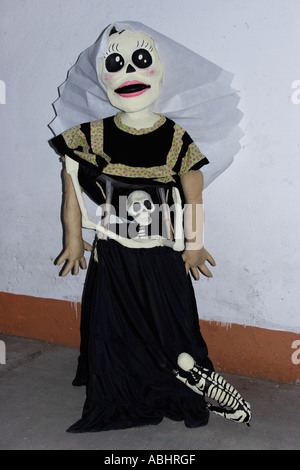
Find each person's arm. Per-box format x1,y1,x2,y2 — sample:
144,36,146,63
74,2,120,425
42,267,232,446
180,170,215,279
56,167,92,276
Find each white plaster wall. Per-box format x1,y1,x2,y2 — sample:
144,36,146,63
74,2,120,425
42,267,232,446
0,0,299,333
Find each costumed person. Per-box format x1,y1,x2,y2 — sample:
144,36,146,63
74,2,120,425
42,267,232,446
49,21,251,432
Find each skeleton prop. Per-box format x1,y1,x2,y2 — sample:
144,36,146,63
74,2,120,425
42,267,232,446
174,352,251,424
49,22,248,432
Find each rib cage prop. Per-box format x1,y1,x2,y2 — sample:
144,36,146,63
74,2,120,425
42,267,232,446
173,353,251,424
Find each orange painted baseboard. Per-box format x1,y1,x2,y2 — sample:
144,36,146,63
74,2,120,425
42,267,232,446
0,292,81,348
0,291,299,383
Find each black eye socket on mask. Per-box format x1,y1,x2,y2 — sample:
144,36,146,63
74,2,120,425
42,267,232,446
132,49,153,69
105,53,125,72
105,48,153,73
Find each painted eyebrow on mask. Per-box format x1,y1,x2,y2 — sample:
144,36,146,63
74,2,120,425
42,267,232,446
136,40,153,52
104,38,154,59
110,43,120,52
104,42,120,58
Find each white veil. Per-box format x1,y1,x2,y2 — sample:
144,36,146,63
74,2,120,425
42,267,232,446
49,21,243,187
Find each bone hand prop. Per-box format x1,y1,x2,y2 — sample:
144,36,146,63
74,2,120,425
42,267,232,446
173,352,252,424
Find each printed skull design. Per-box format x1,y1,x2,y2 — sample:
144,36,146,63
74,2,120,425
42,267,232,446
126,190,155,238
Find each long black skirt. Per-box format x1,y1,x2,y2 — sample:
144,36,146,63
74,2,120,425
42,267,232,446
68,239,213,432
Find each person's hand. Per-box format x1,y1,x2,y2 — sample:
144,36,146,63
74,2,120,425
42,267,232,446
182,247,216,280
55,238,93,276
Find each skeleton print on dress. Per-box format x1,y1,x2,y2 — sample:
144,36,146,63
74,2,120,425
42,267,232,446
126,190,155,238
174,353,251,424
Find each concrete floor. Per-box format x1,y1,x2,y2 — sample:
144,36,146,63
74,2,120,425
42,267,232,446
0,334,299,451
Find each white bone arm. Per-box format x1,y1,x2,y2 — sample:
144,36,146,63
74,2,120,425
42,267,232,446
65,156,97,230
158,187,173,240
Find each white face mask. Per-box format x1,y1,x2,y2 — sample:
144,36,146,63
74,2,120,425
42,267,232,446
98,30,163,113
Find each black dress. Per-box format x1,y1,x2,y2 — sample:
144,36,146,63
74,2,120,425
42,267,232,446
51,112,213,432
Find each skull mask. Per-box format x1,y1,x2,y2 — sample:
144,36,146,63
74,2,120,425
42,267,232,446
98,29,163,113
126,191,155,226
